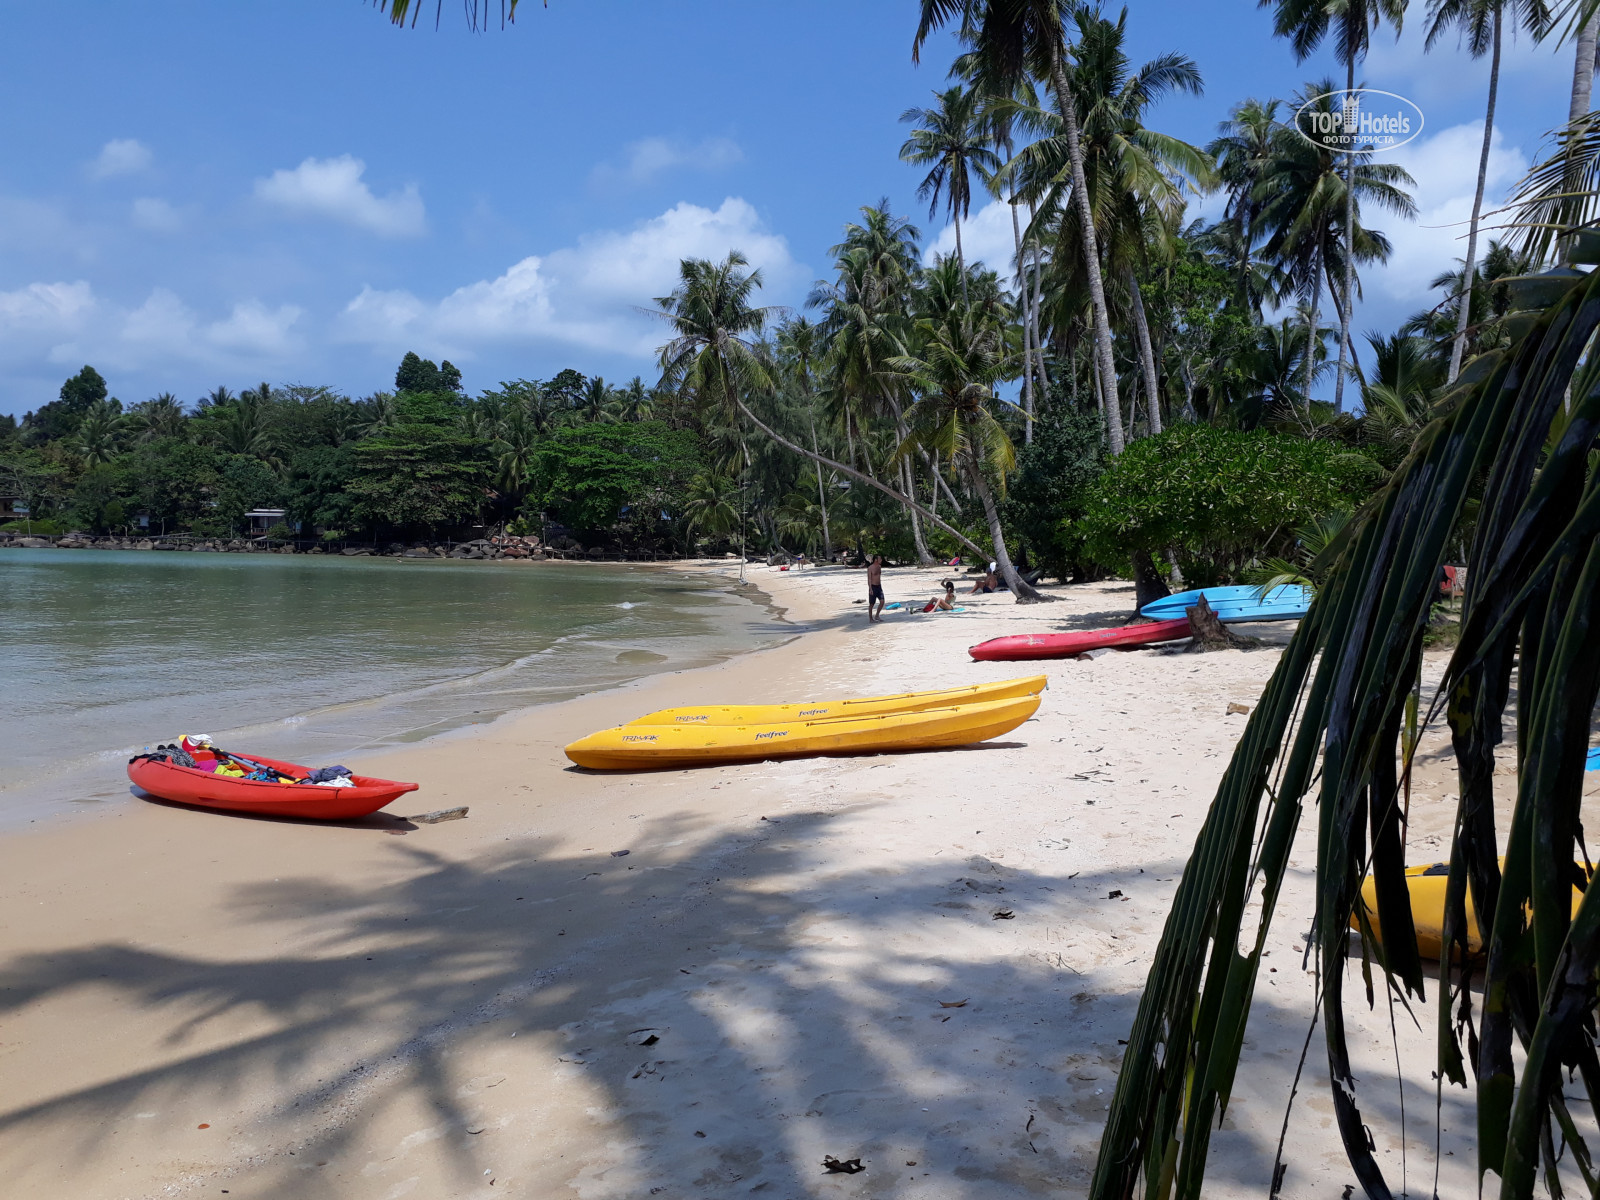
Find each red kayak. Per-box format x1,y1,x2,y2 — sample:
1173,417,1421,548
128,752,418,820
969,617,1192,661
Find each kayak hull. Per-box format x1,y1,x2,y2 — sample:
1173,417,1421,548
568,694,1040,770
128,753,418,820
1354,858,1586,959
1139,584,1312,623
627,674,1046,727
968,620,1192,662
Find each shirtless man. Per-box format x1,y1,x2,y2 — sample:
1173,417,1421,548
866,554,886,622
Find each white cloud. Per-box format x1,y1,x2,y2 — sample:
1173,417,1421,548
591,136,743,189
254,155,425,238
337,196,800,358
0,281,96,334
89,138,153,179
41,289,302,372
924,200,1025,276
130,197,184,234
1362,20,1569,113
1368,121,1529,307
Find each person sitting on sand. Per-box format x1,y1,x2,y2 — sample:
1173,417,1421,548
969,568,998,595
921,580,957,612
866,554,886,622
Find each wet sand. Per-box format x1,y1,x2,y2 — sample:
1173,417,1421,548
0,562,1525,1197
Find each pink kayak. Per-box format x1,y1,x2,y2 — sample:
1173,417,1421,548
969,618,1192,661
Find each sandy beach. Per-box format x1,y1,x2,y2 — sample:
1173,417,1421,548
0,562,1525,1198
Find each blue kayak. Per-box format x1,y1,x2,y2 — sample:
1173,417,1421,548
1139,584,1313,623
1588,747,1600,772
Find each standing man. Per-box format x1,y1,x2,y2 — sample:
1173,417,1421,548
866,554,886,622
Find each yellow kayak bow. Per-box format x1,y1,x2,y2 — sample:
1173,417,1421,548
623,674,1047,728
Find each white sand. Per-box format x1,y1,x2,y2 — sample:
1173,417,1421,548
0,562,1538,1197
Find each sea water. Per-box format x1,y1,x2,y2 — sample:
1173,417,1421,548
0,550,788,823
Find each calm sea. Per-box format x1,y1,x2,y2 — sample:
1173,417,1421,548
0,550,788,823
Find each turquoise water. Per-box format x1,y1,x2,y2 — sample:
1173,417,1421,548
0,550,786,820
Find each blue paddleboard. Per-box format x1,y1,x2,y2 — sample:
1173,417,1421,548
1139,584,1313,623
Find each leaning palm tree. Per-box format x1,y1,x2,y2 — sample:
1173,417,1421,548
655,252,1010,578
1427,0,1552,381
1091,246,1600,1198
888,308,1042,600
916,0,1128,455
1263,0,1408,411
899,83,1000,307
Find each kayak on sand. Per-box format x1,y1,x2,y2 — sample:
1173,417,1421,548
1139,584,1312,623
128,748,418,820
566,693,1041,770
968,619,1192,662
626,675,1046,726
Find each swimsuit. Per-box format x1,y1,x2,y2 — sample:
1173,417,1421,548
868,583,885,603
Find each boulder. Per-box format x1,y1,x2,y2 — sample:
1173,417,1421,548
135,540,155,550
19,537,53,548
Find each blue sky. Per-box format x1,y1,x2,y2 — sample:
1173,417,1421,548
0,1,1582,418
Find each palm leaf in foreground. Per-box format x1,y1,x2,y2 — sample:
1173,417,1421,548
1092,238,1600,1200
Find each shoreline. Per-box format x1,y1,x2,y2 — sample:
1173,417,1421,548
0,556,794,832
0,564,1498,1198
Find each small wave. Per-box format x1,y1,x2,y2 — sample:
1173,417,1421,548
614,601,638,609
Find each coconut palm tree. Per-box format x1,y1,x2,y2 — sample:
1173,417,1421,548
777,317,834,561
1428,0,1552,381
1255,85,1417,407
72,399,127,466
1007,7,1210,439
1208,98,1284,313
611,376,652,423
916,0,1128,455
889,302,1042,600
1262,0,1408,412
900,84,1000,308
655,252,1001,572
129,393,188,443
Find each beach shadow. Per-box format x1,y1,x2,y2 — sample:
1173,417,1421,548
0,805,1456,1197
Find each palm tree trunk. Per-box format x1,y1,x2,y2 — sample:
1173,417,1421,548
1449,6,1501,385
903,456,935,565
1571,5,1598,124
954,212,970,309
1303,241,1322,407
963,451,1041,602
1011,198,1035,444
1334,60,1356,413
726,391,992,562
1027,199,1050,396
809,417,832,562
1129,272,1163,436
1048,45,1124,454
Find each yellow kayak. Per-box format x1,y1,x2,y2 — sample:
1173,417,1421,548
566,693,1041,770
623,674,1047,727
1354,858,1587,959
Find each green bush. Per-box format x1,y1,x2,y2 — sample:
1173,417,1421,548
1074,424,1380,585
1004,408,1106,581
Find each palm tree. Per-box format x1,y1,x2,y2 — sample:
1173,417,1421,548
129,393,188,443
612,376,653,422
1255,85,1416,407
579,376,612,424
1208,98,1283,313
889,304,1042,600
1092,252,1600,1200
1428,0,1552,381
916,0,1128,455
72,399,127,466
777,317,834,561
1008,7,1210,440
900,84,1000,308
655,252,999,570
491,404,540,507
681,470,741,546
1262,0,1407,412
